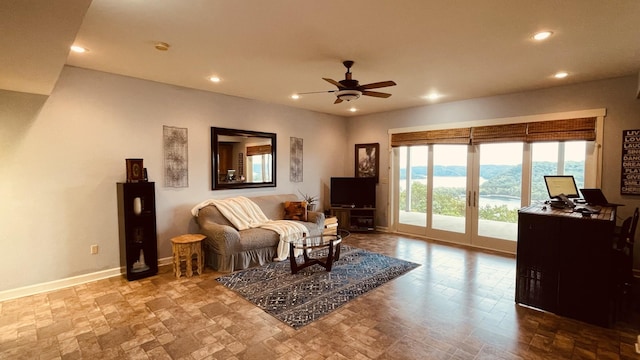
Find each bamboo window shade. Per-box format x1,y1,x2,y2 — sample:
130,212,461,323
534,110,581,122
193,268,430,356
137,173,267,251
246,145,272,156
390,117,597,147
525,117,596,142
390,128,471,146
471,123,527,144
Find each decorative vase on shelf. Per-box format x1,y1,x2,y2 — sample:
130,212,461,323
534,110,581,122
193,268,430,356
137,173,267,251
133,197,142,215
307,203,316,212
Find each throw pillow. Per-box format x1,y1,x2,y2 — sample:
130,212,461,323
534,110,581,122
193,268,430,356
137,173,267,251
283,201,308,221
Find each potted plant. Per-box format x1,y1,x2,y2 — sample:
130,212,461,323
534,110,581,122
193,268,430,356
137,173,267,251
298,190,318,211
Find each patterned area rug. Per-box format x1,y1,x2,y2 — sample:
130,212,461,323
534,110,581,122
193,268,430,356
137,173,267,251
215,245,419,329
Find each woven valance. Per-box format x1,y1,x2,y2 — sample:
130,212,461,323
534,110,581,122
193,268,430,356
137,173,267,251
471,123,527,144
390,128,471,147
246,145,272,156
525,117,596,142
391,117,597,147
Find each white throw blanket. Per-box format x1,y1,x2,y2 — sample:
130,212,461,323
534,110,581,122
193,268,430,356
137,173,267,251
191,196,307,260
260,221,308,261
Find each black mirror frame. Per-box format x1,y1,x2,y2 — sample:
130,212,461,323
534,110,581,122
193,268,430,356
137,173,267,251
211,127,277,190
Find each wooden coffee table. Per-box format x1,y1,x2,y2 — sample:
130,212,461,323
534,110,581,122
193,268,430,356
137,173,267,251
288,230,349,274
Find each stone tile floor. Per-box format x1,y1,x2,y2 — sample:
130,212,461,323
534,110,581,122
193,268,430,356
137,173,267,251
1,232,639,359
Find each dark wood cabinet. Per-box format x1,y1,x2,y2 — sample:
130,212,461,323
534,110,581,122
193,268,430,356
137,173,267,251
330,207,376,232
218,143,234,179
516,205,616,327
117,182,158,280
516,212,560,312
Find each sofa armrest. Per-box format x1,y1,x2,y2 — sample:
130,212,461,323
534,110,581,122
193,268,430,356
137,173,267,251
198,221,242,256
307,211,325,228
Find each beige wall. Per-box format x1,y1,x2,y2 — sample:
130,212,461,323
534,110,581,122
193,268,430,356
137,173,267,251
2,67,639,295
0,66,347,293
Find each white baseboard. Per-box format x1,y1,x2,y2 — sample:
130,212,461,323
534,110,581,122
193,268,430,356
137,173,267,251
158,256,173,267
0,268,122,302
0,257,173,302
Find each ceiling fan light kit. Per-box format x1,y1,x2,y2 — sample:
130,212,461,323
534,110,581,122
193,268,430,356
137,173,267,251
336,89,361,101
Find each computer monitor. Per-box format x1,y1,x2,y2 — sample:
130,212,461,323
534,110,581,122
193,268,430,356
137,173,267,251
544,175,580,199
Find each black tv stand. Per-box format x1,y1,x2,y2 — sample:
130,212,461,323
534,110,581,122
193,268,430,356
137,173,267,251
330,207,376,232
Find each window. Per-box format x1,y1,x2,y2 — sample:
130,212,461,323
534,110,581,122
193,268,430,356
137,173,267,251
530,141,586,203
249,154,272,182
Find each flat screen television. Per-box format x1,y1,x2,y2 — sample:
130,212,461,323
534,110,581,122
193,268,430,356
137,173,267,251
544,175,580,198
330,177,376,208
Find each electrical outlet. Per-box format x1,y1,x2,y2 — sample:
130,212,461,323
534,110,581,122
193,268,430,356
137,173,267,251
90,245,99,254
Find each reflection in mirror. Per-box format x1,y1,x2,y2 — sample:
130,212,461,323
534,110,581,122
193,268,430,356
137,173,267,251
211,127,276,190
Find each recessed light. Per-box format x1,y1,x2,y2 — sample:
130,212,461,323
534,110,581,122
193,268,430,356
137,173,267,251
349,107,357,112
154,42,170,51
291,94,300,100
533,31,553,41
208,76,221,83
70,45,88,53
554,71,568,79
423,93,442,101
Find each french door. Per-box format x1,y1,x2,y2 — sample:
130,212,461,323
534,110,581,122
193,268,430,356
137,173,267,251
473,142,523,252
394,141,589,253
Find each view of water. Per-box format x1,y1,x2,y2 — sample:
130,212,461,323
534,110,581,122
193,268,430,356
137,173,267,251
401,176,522,210
399,176,475,189
479,195,521,210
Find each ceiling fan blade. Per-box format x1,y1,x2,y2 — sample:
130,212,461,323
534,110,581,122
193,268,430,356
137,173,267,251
362,90,392,98
360,80,397,90
323,78,346,89
334,98,343,104
297,90,337,95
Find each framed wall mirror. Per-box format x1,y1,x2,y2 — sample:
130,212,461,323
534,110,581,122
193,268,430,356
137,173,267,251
211,127,277,190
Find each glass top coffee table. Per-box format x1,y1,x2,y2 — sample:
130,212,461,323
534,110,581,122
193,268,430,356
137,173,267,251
288,229,349,274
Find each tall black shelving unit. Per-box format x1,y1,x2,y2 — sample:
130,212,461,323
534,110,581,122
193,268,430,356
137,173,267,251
117,182,158,280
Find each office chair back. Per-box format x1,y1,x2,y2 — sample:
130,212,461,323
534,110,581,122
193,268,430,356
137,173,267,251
612,208,638,318
620,207,638,283
629,207,638,245
626,207,639,275
614,217,632,251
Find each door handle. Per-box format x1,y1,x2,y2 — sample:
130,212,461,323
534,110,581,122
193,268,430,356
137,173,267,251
468,191,471,207
473,191,477,207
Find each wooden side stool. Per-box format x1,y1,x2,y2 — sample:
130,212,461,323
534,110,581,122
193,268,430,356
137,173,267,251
171,234,206,278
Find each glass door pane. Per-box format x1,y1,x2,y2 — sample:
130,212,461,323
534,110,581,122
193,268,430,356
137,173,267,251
432,144,467,233
476,143,522,241
398,146,428,227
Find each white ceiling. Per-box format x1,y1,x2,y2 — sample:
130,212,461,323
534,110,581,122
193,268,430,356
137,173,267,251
3,0,640,117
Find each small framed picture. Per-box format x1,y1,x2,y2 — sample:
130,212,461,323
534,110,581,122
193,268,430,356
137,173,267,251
126,158,144,183
355,143,379,183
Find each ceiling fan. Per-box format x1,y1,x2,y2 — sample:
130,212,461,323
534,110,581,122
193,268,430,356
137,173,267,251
299,60,397,104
